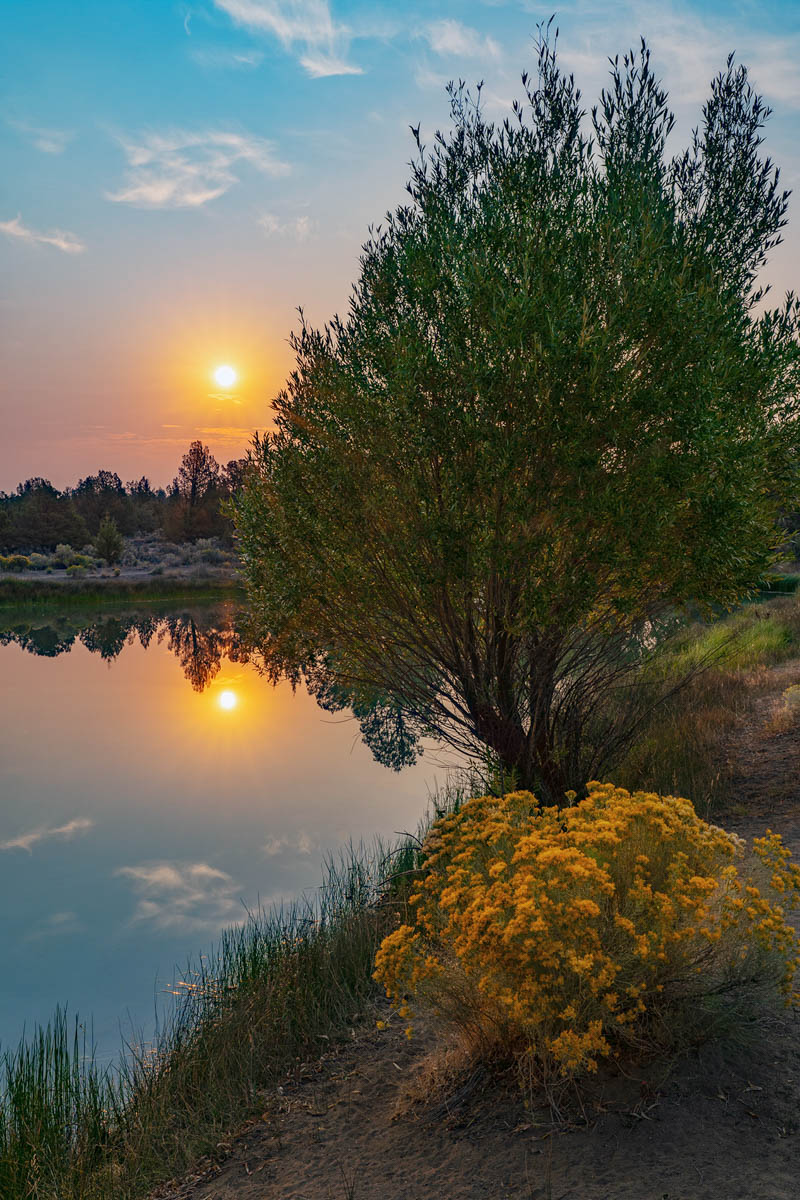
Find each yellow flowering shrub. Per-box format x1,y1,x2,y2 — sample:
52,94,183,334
374,784,800,1078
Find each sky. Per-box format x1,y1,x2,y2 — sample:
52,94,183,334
1,0,799,491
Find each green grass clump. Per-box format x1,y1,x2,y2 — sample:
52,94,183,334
616,595,800,809
758,572,800,595
0,577,242,610
657,611,793,676
0,836,424,1200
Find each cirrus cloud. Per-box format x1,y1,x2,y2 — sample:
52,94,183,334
258,210,314,240
0,816,94,852
6,117,74,154
212,0,362,78
424,20,501,61
0,215,85,254
107,129,290,209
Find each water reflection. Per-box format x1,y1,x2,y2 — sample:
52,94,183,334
0,603,442,1057
0,604,246,693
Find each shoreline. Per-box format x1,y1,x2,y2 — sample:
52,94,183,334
0,574,244,610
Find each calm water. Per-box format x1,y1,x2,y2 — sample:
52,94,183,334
0,603,444,1057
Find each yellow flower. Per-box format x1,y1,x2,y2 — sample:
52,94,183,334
373,785,800,1082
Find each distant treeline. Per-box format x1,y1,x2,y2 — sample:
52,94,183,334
0,441,247,552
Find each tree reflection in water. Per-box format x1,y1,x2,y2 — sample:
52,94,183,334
0,605,248,692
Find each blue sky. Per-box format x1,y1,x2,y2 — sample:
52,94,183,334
1,0,799,488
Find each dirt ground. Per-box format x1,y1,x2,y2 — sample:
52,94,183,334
155,662,800,1200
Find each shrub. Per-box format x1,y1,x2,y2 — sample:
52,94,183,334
0,555,32,571
374,785,800,1083
28,553,50,571
53,544,76,568
65,565,86,578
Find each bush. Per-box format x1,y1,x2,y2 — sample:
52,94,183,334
65,565,86,578
28,553,50,571
53,544,76,568
0,555,31,572
374,785,800,1083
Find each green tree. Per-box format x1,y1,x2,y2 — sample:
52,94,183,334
1,479,87,552
94,514,123,564
235,35,800,800
166,440,223,540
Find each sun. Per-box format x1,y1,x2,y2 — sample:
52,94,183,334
218,689,238,711
214,364,237,388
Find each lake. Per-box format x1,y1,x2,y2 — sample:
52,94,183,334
0,602,445,1058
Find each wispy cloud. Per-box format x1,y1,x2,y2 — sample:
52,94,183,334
263,831,313,857
107,129,289,209
7,117,74,154
554,1,800,111
26,911,84,941
258,210,314,240
188,46,264,69
117,861,244,932
213,0,362,78
424,20,501,61
0,215,85,254
97,425,253,449
0,817,94,853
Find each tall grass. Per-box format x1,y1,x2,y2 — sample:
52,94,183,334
0,837,424,1200
614,595,800,809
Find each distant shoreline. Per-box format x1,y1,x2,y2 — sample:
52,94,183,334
0,572,244,610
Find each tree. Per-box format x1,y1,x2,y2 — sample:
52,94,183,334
235,33,800,801
223,458,249,495
2,478,87,551
174,441,220,509
169,441,222,540
72,470,133,535
94,513,124,564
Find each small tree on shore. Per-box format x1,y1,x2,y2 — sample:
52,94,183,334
235,33,800,800
94,514,123,564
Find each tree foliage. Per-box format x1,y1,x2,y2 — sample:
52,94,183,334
94,514,124,564
0,445,247,552
235,33,800,799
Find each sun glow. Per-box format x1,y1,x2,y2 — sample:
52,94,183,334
214,364,237,388
218,689,238,711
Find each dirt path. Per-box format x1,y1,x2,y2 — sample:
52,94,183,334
154,1000,799,1200
156,665,800,1200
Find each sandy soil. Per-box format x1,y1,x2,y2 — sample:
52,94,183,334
154,662,800,1200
